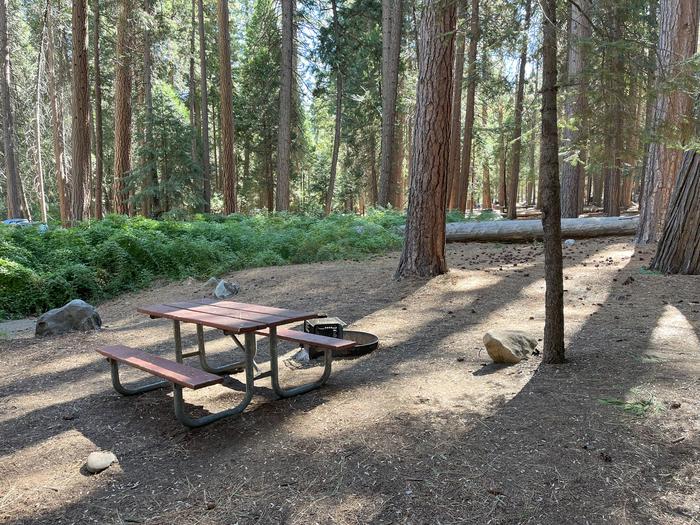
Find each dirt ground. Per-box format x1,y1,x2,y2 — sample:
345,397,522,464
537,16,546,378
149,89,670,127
1,237,699,525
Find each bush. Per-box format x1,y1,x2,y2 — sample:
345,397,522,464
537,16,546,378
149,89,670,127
0,208,500,319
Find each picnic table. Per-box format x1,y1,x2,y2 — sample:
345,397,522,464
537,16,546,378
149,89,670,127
97,299,356,427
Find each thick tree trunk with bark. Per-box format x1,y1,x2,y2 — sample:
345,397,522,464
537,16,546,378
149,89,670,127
560,0,591,218
603,11,624,217
197,0,211,212
396,0,455,279
276,0,294,211
217,0,237,214
637,0,698,243
71,0,91,221
378,0,403,206
540,0,564,363
47,10,70,224
93,0,104,219
453,0,478,213
506,0,532,220
325,0,342,215
112,0,132,215
389,111,405,208
446,3,465,209
650,150,700,274
189,0,198,177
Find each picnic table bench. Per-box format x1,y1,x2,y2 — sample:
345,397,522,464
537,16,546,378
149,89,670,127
97,300,356,427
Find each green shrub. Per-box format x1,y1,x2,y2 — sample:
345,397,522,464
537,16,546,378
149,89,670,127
0,208,498,319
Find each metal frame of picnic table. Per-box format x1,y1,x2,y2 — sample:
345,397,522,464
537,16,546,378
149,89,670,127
135,301,333,426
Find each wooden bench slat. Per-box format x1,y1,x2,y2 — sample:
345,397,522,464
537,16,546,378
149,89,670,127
192,299,317,323
97,345,224,389
164,302,299,327
256,328,356,350
136,304,267,333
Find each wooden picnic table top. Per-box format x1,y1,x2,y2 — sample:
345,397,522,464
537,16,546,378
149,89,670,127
137,299,318,334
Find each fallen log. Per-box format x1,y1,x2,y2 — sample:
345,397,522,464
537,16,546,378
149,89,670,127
446,216,639,243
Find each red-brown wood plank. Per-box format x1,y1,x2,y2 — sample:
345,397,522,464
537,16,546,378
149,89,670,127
97,345,223,389
164,302,299,327
192,299,317,323
255,328,356,350
136,304,266,333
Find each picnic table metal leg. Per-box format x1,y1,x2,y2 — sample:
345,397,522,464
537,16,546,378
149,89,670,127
173,320,246,374
108,359,169,396
269,326,333,398
172,332,256,428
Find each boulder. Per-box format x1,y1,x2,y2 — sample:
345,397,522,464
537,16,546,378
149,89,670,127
86,450,117,474
214,280,240,299
483,330,538,364
35,299,101,337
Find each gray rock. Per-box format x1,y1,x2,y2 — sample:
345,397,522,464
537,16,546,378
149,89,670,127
86,450,117,473
35,299,101,337
203,277,220,290
214,280,240,299
483,330,538,364
564,238,576,247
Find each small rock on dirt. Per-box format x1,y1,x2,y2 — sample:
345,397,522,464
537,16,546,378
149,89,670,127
203,277,220,290
564,239,576,247
483,330,538,364
35,299,101,337
214,280,240,299
86,450,117,473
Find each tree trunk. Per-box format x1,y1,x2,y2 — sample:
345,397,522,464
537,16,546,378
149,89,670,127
217,0,237,214
71,0,91,221
650,150,700,274
454,0,478,213
603,10,624,217
35,11,48,223
560,0,591,218
93,0,104,219
142,0,158,217
113,0,132,215
189,0,198,177
0,0,27,219
378,0,403,206
389,110,405,208
396,0,455,279
481,101,491,209
446,2,465,210
637,0,698,243
497,103,507,209
325,0,343,215
506,0,532,220
47,9,70,224
276,0,294,211
197,0,211,212
540,0,564,364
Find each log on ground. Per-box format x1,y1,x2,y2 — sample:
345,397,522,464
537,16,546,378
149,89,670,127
446,216,639,243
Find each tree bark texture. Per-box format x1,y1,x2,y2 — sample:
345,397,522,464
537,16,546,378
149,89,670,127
71,0,91,221
325,0,342,215
506,0,532,220
93,0,104,219
143,0,158,217
560,0,591,218
217,0,237,214
197,0,211,212
454,0,478,213
540,0,565,364
276,0,294,211
396,0,455,279
112,0,132,215
636,0,699,243
378,0,403,206
47,9,70,224
650,150,700,274
481,100,491,209
446,3,465,209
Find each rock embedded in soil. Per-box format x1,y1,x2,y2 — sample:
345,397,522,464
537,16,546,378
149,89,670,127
203,277,220,290
35,299,102,337
483,330,538,364
86,451,117,473
214,280,240,299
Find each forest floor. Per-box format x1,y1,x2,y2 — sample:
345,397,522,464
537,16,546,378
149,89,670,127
1,237,699,524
